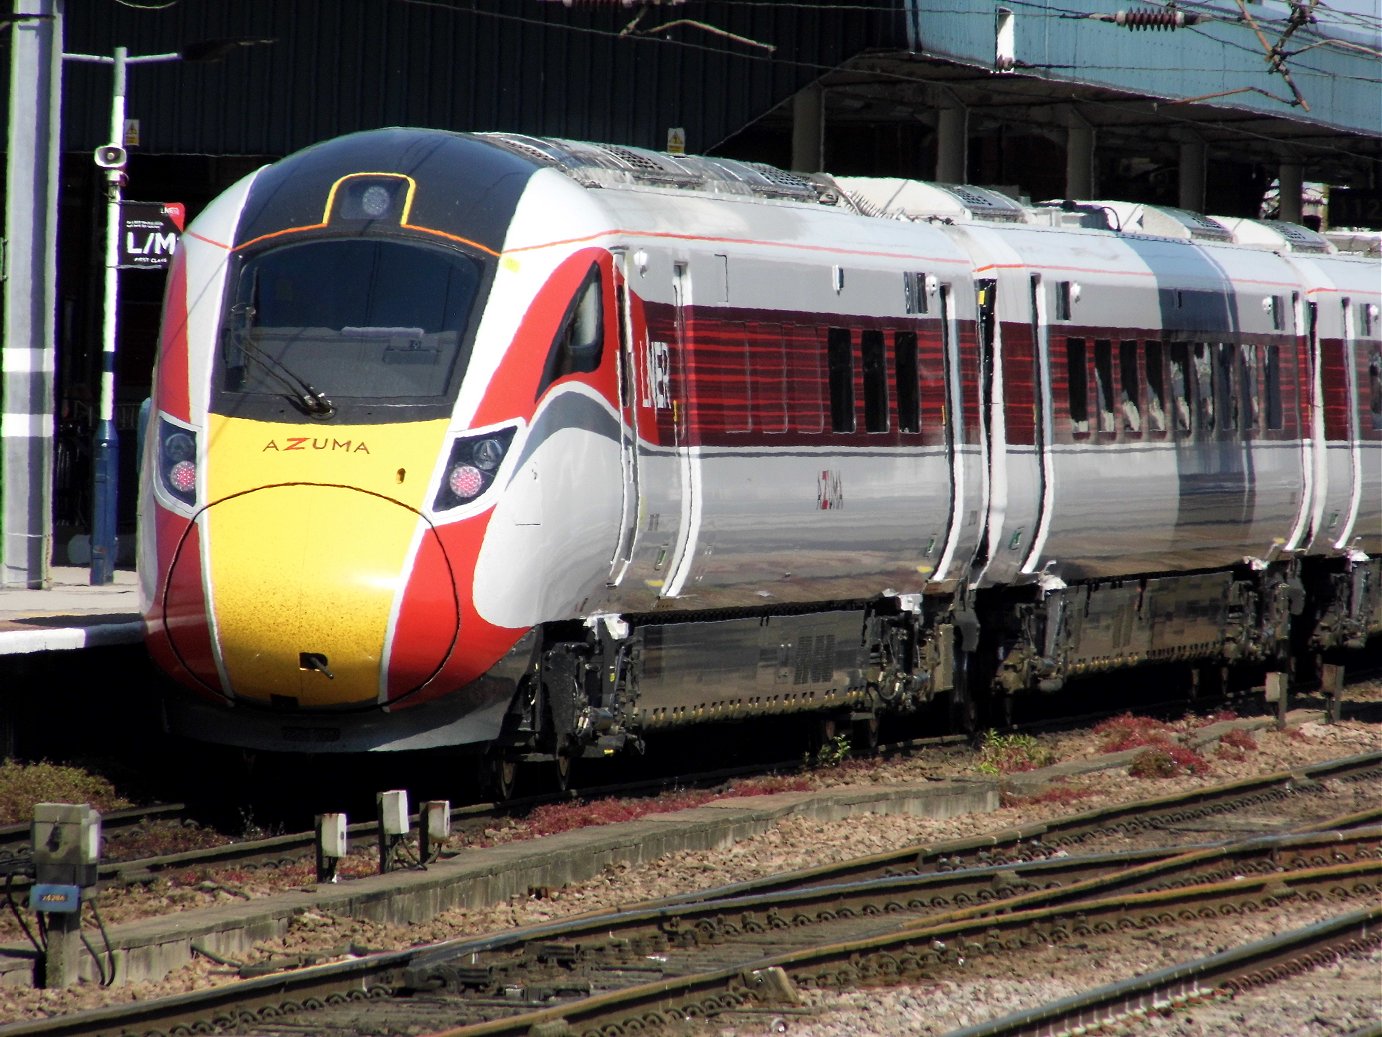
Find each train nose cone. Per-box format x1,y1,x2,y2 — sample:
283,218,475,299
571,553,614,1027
167,485,457,708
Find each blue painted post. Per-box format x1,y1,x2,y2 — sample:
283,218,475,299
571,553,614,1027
89,418,118,584
89,47,127,585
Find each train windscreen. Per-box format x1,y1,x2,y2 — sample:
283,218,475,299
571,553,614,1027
219,238,483,408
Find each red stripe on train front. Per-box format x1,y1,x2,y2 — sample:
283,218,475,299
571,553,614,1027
144,511,223,703
473,248,621,425
155,251,191,424
391,504,528,707
394,250,619,706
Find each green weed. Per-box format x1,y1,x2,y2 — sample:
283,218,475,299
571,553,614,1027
976,731,1054,775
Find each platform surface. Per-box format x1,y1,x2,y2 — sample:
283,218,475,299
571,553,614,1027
0,567,143,654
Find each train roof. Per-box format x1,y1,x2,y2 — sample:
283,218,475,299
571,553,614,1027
481,132,831,205
480,132,1361,261
1210,217,1334,254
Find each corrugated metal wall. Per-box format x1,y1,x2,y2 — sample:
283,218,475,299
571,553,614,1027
904,0,1382,137
50,0,905,157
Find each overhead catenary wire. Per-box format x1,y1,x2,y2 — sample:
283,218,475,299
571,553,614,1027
86,0,1378,167
389,0,1381,90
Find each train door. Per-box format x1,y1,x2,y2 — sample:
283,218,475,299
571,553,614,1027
1021,272,1053,574
607,251,640,586
932,282,984,586
969,278,999,581
661,261,700,597
606,247,689,607
1317,296,1362,551
1304,297,1336,551
980,268,1048,586
1286,293,1316,551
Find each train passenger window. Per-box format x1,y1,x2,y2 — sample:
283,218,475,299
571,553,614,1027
787,326,824,433
1267,296,1283,331
862,330,889,433
1145,341,1167,433
1066,338,1089,434
756,323,788,434
722,323,752,434
1265,345,1284,430
1056,282,1072,321
1361,302,1377,338
827,328,855,432
1093,340,1116,433
1169,344,1192,434
1192,343,1215,432
895,331,920,433
1119,340,1141,433
539,261,604,398
1369,350,1382,429
919,325,947,434
903,272,929,314
1215,343,1237,431
1240,344,1260,430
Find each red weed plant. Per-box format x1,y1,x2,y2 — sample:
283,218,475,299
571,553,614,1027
1000,784,1098,809
1093,713,1176,753
1219,727,1257,751
513,776,815,842
1128,744,1212,778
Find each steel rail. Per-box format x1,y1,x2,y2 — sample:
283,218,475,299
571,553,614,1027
396,823,1382,976
895,821,1382,931
941,905,1382,1037
0,804,188,850
0,753,859,889
601,750,1382,909
2,827,1377,1037
0,709,1370,889
0,804,188,877
410,860,1382,1037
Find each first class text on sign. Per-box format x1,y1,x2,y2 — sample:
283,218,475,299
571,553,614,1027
120,201,185,269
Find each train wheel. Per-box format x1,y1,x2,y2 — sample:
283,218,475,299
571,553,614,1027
818,714,838,746
486,755,518,803
807,713,849,763
949,654,981,739
950,692,979,738
554,751,576,795
1191,662,1226,704
853,715,880,755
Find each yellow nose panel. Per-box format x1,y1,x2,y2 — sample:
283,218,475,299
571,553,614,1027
206,484,430,707
200,415,450,707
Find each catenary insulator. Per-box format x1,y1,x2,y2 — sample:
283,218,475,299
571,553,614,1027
1114,8,1194,29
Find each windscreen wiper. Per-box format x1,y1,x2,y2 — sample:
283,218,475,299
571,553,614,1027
227,282,336,418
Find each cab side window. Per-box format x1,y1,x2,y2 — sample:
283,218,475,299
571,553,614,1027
537,262,603,398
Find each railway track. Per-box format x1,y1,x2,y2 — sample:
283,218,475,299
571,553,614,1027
0,805,189,879
0,756,841,893
944,905,1382,1037
2,688,1373,899
642,749,1382,901
1,750,1378,1037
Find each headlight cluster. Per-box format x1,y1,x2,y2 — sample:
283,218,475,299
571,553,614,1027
158,418,198,507
433,426,516,511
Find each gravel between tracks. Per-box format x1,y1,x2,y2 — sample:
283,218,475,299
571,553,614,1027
1,690,1379,1031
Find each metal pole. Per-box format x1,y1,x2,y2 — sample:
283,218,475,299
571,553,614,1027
2,0,62,589
90,46,126,585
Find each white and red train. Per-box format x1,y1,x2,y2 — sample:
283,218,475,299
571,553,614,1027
139,127,1381,783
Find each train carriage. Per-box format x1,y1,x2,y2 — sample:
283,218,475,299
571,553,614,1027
139,127,1381,776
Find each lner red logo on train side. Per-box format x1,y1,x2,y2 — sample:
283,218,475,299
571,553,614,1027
818,469,843,510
